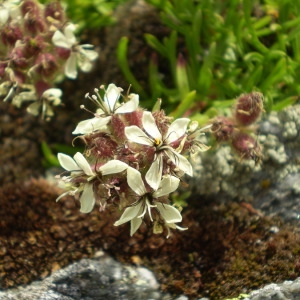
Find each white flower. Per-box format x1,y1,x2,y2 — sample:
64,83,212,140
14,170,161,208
72,83,139,135
0,0,21,28
187,122,212,159
27,88,62,119
125,111,193,190
114,167,181,236
57,152,128,213
52,23,98,79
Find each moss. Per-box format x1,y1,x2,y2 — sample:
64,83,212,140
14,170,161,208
0,178,300,299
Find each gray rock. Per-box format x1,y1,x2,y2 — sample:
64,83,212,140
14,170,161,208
0,251,171,300
241,277,300,300
191,104,300,223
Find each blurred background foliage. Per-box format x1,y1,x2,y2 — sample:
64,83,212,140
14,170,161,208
43,0,300,123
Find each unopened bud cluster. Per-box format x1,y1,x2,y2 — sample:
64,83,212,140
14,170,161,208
0,0,98,119
56,83,210,237
210,92,264,163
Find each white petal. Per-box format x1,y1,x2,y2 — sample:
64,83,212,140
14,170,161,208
130,218,143,236
52,30,71,49
79,184,95,213
80,46,98,60
156,203,182,223
114,201,144,226
73,152,94,176
104,83,121,112
58,153,79,171
115,95,139,114
26,102,40,116
125,126,153,146
72,116,111,134
142,111,162,141
127,167,147,196
153,175,180,198
166,150,193,176
145,155,163,190
99,160,128,175
166,118,190,143
65,53,78,79
42,88,62,98
63,23,76,45
0,9,9,26
77,56,93,73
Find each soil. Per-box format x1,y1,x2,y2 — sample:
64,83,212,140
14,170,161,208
0,178,300,299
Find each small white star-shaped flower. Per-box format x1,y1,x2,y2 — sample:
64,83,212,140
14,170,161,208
125,111,193,190
57,152,128,213
52,23,98,79
72,84,139,135
114,167,182,236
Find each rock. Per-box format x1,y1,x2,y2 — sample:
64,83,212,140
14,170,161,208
0,251,171,300
191,104,300,223
245,277,300,300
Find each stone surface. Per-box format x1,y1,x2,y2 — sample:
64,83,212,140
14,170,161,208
245,277,300,300
191,104,300,223
0,251,172,300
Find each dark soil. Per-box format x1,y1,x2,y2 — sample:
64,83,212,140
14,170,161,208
0,178,299,299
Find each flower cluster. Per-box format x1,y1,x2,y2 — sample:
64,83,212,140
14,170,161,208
56,83,210,237
210,92,264,164
0,0,98,119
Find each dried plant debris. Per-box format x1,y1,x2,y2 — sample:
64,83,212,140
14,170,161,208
0,178,300,298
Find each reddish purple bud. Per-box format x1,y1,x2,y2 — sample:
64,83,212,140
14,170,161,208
111,115,126,141
35,80,50,97
234,92,264,126
0,62,8,77
55,47,71,60
23,36,45,57
231,131,262,164
177,53,186,67
210,116,235,142
24,12,46,34
13,70,26,84
88,133,118,159
34,53,58,77
44,1,65,23
21,0,40,16
10,47,29,69
124,109,143,128
1,24,22,47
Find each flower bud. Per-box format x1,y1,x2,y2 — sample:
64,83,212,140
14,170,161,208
234,92,264,126
34,53,58,77
35,80,50,97
24,11,46,34
0,62,8,77
111,115,126,140
21,0,40,16
210,116,235,142
231,131,262,164
44,1,65,24
1,24,22,46
10,47,29,69
23,36,45,57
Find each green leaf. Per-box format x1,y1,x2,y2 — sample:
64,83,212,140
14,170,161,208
117,37,148,98
41,141,60,167
169,90,196,118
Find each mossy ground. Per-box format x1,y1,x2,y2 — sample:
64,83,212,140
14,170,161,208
0,178,299,299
